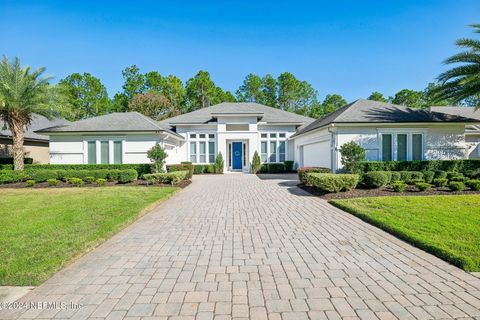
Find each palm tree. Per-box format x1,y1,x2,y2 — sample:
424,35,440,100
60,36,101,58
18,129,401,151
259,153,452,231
0,56,55,170
433,24,480,106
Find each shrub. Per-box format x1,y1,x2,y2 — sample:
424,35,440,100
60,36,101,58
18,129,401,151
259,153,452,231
117,169,138,183
433,178,448,187
466,169,480,179
26,180,36,187
466,179,480,191
106,169,120,181
205,164,215,173
67,177,84,186
143,171,189,185
422,171,435,183
84,176,95,184
362,171,389,188
356,159,480,173
447,172,465,182
284,161,294,172
147,143,168,173
215,152,224,174
2,164,152,176
25,169,59,182
298,167,332,184
264,163,286,173
399,171,424,184
339,141,366,173
193,164,215,174
415,182,431,192
166,164,194,178
390,171,401,182
252,151,261,174
392,181,407,192
95,178,107,186
181,161,192,164
448,181,465,191
0,170,24,184
47,179,60,186
305,173,359,193
434,170,447,179
411,178,425,185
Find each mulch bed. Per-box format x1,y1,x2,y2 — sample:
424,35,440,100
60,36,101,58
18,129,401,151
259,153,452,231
0,179,191,189
299,184,480,200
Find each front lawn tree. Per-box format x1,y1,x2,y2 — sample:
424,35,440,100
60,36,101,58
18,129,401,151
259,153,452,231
252,151,262,174
339,141,366,173
0,56,65,171
147,143,168,173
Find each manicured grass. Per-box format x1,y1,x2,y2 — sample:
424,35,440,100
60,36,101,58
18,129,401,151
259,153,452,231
0,187,178,285
330,195,480,271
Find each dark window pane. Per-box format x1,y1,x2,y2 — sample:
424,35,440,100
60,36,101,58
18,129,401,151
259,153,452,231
269,141,277,162
88,141,96,164
209,141,215,163
412,134,423,160
382,134,392,161
397,134,407,161
114,141,122,164
100,141,109,164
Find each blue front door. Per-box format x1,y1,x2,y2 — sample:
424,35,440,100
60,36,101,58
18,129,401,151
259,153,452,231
232,142,242,169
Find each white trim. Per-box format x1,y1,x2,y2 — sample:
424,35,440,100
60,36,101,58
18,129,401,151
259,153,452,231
378,129,426,161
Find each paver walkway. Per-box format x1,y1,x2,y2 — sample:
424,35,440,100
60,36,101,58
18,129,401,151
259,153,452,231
2,174,480,320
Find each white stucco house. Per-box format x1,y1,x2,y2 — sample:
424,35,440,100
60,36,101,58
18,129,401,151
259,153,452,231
36,100,479,172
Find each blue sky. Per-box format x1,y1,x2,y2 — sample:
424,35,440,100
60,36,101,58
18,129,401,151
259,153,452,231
0,0,479,101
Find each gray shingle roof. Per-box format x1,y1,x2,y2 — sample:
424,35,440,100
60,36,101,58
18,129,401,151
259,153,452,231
430,106,480,134
1,114,70,142
159,102,315,126
36,112,184,139
291,99,480,138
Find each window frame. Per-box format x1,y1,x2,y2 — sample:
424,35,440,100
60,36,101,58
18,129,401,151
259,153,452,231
188,132,216,164
379,130,425,161
259,132,288,163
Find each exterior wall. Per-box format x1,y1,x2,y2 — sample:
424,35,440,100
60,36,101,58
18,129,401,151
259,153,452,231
466,134,480,159
292,128,332,169
0,138,50,164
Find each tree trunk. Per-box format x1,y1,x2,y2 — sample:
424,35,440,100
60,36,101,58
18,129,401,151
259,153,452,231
8,117,25,171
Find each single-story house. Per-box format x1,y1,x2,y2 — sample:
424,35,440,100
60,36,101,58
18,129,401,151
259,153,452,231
36,100,479,172
1,114,69,164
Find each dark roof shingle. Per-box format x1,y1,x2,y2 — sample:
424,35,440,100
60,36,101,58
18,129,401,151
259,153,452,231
1,114,69,142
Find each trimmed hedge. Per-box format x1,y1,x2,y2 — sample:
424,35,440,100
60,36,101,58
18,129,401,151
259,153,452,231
415,182,431,191
0,157,33,164
143,171,189,185
399,171,424,184
433,178,448,187
298,167,332,184
466,179,480,191
1,169,138,183
284,161,294,172
449,181,465,191
358,159,480,174
0,170,25,184
193,164,216,174
260,163,286,174
166,164,194,178
392,181,407,192
362,171,389,188
0,163,152,176
305,173,359,193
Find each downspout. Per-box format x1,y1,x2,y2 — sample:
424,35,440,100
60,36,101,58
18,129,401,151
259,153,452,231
327,125,337,172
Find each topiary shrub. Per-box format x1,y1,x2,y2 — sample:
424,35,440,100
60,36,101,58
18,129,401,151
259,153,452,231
147,143,168,173
399,171,424,184
26,180,36,187
305,173,359,193
265,163,286,173
215,152,224,174
415,182,431,192
434,170,447,179
25,169,59,182
390,171,401,182
447,172,465,182
0,170,24,184
252,151,261,174
339,141,366,173
117,169,138,183
166,164,194,178
392,181,407,192
67,177,84,186
84,176,95,184
143,171,189,185
47,178,60,186
362,171,389,188
422,171,435,183
433,178,448,187
95,178,107,186
284,161,294,172
411,178,425,185
298,167,332,184
106,169,120,181
466,179,480,191
448,181,465,191
194,165,206,174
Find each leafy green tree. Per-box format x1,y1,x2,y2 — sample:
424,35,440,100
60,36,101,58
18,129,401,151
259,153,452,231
144,71,165,92
147,143,168,173
367,91,388,102
339,141,366,173
433,24,480,106
391,89,426,108
162,75,187,115
127,92,171,120
251,151,262,174
236,73,265,102
262,74,277,107
215,152,224,174
0,56,68,170
122,65,145,98
185,71,217,110
277,72,318,113
59,72,110,120
309,94,346,118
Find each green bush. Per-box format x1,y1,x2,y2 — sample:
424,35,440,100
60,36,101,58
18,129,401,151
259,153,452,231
215,152,224,174
390,171,401,182
305,173,359,193
415,182,431,191
362,171,389,188
252,151,261,174
166,164,194,178
147,143,168,173
0,164,152,176
47,179,60,186
25,169,59,182
357,159,480,173
433,178,449,187
411,178,425,185
117,169,138,183
106,169,120,181
284,161,294,172
265,163,286,173
448,181,465,191
181,161,192,164
192,164,216,174
434,170,448,179
26,180,36,187
84,176,95,184
298,167,332,184
399,171,424,184
447,172,465,182
95,178,107,186
466,169,480,179
67,177,84,186
391,181,407,192
339,141,366,173
422,171,435,183
466,179,480,191
0,170,24,184
143,171,189,185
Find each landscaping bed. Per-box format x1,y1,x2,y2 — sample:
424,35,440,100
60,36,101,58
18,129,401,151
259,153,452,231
329,195,480,272
0,187,179,286
0,179,191,189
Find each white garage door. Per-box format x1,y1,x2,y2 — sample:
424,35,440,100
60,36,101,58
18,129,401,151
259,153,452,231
302,141,331,168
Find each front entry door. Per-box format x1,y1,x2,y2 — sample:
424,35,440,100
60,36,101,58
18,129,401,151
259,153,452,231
232,142,242,170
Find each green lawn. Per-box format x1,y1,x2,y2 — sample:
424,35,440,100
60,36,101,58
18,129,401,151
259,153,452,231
0,186,178,285
330,195,480,271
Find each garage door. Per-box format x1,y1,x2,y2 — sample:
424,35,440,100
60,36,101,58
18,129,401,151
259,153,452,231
302,141,331,168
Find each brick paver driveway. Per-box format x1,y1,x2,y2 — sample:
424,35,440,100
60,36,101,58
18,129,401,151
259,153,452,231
2,174,480,320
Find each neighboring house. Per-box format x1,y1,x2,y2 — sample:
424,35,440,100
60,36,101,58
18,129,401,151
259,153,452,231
290,100,479,171
0,114,69,164
37,100,479,172
37,103,313,172
430,106,480,159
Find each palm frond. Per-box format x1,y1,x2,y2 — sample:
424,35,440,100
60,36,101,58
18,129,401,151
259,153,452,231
444,51,480,64
455,38,480,51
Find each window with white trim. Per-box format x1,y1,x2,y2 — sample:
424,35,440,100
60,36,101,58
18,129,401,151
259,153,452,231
188,133,216,163
381,132,424,161
86,139,123,164
260,132,288,163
